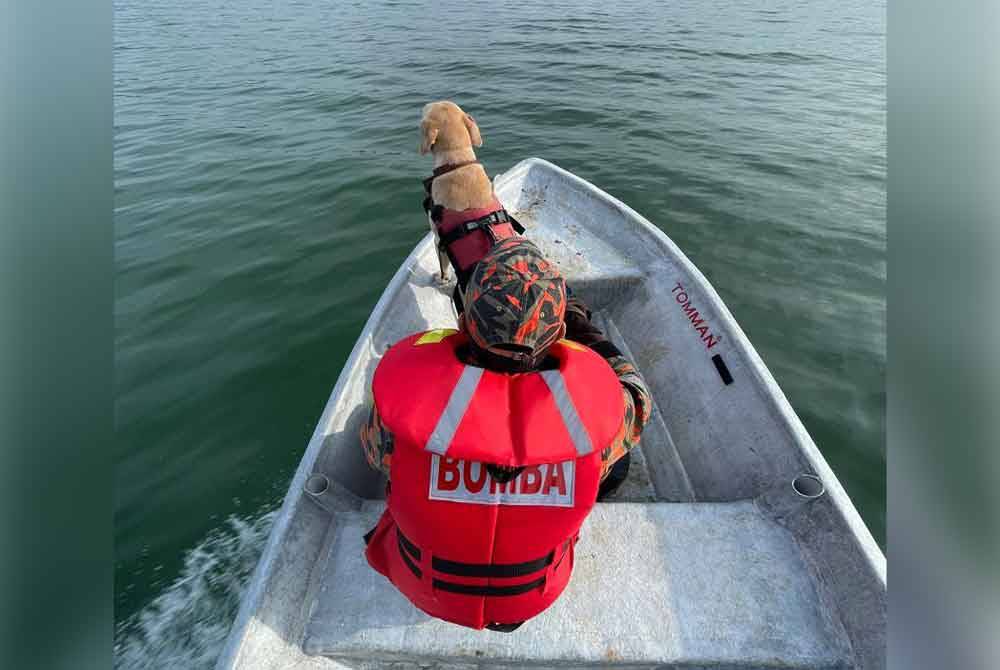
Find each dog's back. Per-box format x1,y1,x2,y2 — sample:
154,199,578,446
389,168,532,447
420,101,493,211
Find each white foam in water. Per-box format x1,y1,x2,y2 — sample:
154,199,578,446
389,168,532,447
115,509,276,670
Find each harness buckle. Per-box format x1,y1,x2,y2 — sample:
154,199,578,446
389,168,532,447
436,208,517,249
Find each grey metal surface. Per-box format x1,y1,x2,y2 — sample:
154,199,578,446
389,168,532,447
216,158,886,670
304,501,853,669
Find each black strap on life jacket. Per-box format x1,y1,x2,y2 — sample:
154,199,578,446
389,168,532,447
433,551,554,578
433,577,546,597
397,529,423,578
396,527,569,596
436,208,524,249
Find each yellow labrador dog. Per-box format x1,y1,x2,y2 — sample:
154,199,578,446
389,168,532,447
420,101,522,287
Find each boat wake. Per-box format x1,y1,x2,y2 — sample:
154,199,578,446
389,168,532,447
114,509,277,670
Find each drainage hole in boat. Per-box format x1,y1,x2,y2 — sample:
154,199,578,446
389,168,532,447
792,474,825,499
305,473,330,496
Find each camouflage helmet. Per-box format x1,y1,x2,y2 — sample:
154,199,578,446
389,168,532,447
462,238,567,361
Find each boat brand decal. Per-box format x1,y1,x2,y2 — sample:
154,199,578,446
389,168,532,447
429,456,575,507
671,282,723,350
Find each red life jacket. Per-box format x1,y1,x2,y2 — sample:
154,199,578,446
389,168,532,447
433,198,519,273
364,329,624,629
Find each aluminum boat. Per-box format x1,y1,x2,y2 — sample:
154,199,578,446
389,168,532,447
217,158,886,670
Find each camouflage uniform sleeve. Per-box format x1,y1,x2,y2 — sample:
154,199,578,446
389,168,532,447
599,354,653,480
563,293,653,479
359,403,394,477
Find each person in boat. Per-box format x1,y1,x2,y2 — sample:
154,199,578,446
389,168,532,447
359,237,652,632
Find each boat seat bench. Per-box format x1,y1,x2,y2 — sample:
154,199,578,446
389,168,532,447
303,501,854,669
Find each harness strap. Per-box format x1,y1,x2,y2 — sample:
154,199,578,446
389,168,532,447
421,162,527,237
437,209,519,248
423,160,481,194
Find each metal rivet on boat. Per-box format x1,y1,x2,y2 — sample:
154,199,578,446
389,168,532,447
305,473,329,496
792,474,824,499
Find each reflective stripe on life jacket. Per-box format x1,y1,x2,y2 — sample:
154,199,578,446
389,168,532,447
365,329,624,629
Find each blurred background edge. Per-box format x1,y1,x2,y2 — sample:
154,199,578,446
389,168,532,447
888,0,1000,669
1,1,114,669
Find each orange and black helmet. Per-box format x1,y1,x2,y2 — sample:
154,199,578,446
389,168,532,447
462,238,567,365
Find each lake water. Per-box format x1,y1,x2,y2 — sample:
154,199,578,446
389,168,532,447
114,0,884,666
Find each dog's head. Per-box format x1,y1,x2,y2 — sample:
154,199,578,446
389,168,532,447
419,101,482,155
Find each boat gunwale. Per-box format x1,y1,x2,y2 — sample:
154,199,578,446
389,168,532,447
215,233,439,669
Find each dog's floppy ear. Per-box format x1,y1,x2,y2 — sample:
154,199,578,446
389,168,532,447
463,113,483,147
419,119,439,154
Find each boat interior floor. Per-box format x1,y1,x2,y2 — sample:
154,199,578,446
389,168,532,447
301,496,854,669
297,315,855,668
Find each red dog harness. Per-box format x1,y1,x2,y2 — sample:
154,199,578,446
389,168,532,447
365,329,624,629
423,162,525,274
